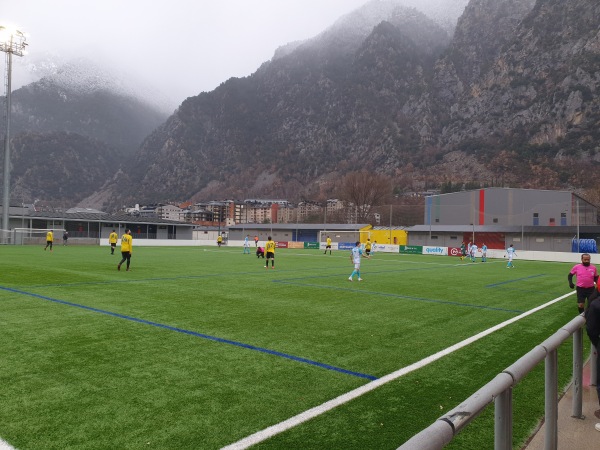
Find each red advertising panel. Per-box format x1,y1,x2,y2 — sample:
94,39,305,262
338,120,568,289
276,241,288,248
449,247,462,257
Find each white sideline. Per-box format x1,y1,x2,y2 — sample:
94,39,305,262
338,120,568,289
221,291,575,449
0,440,14,449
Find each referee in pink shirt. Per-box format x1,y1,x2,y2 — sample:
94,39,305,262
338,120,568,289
568,253,599,313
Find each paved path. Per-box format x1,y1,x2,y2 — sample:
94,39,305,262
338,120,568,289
523,360,599,449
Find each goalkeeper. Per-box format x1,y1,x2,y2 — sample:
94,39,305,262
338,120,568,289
44,230,54,252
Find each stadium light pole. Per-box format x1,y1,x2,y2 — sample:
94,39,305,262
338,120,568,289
0,26,27,236
389,204,392,243
577,199,580,253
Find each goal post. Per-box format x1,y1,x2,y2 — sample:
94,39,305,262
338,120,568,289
319,230,371,250
12,228,65,245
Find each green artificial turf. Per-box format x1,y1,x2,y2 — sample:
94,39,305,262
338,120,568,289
0,245,584,449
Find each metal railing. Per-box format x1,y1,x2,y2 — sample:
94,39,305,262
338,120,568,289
398,315,587,450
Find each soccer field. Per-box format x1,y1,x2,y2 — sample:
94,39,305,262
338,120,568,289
0,245,581,449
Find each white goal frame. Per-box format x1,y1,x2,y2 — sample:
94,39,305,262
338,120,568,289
12,228,66,245
319,230,371,245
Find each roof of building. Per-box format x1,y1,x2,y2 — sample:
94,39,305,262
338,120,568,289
65,207,105,214
12,208,191,226
228,223,370,231
407,224,600,235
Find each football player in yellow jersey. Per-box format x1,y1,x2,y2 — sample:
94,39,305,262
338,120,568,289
44,230,53,252
265,236,275,269
324,236,332,255
117,229,133,271
365,239,372,256
109,229,118,255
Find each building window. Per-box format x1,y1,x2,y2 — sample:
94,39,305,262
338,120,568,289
431,236,438,239
536,238,545,243
493,218,498,223
450,236,457,240
435,218,439,223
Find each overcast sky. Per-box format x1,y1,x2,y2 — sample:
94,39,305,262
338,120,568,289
3,0,370,109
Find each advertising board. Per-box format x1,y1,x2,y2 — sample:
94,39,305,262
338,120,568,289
449,247,462,257
372,244,399,253
422,246,448,256
399,245,423,254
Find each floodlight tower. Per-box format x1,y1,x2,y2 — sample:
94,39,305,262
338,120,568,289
0,26,27,237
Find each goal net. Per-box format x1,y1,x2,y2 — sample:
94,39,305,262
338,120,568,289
12,228,65,245
319,230,371,250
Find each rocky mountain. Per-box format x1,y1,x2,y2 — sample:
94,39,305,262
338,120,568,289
0,58,169,204
9,132,120,204
434,0,600,189
6,0,600,210
91,0,468,208
78,0,600,208
6,58,169,155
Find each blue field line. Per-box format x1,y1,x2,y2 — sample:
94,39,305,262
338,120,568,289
22,266,350,289
275,265,448,283
22,260,473,289
0,285,378,381
486,274,547,287
272,280,524,313
22,272,265,289
490,287,564,296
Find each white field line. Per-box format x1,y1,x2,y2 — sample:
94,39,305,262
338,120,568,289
275,251,500,267
209,247,508,269
222,291,575,450
0,440,14,449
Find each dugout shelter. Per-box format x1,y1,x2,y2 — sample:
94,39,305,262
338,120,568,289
2,204,194,244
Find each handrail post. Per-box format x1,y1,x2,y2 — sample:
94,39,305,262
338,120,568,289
572,327,583,418
494,387,512,450
544,349,558,450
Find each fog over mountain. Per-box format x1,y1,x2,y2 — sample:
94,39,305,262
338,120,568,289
13,53,175,115
0,56,169,204
7,0,468,107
